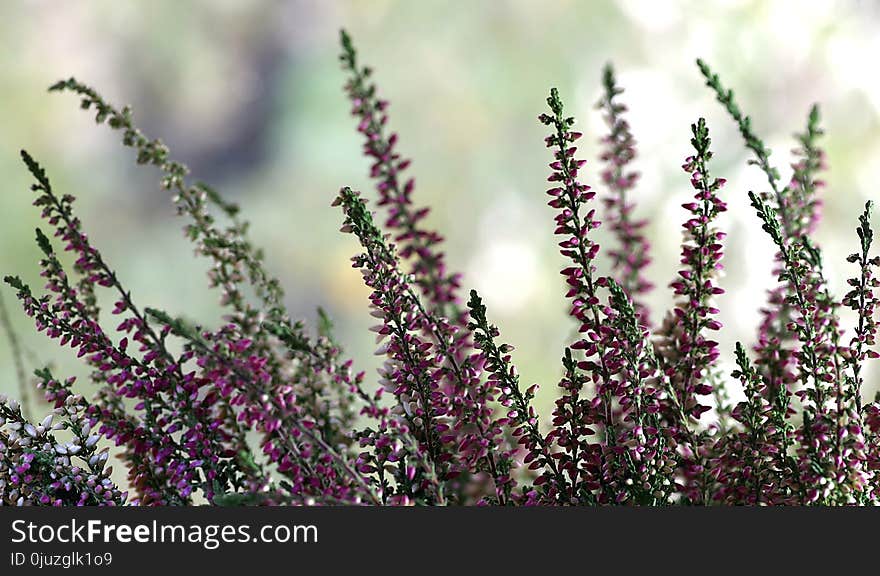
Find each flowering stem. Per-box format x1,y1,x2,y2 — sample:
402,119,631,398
340,30,461,321
467,289,562,499
697,59,791,233
598,64,652,325
336,188,448,469
410,294,507,504
845,201,878,413
749,194,826,407
542,88,616,462
147,308,381,505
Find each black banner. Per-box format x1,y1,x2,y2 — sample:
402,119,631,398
0,507,868,573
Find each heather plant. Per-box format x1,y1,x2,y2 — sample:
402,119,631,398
0,30,878,506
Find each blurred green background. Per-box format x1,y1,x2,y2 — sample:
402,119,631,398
1,0,878,420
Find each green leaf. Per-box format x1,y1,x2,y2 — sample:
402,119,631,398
34,228,54,256
4,276,26,291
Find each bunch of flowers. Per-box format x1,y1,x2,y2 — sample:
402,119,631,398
1,31,877,506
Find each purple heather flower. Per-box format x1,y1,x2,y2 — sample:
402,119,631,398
656,119,727,424
753,106,827,413
337,187,511,504
597,64,653,327
340,30,463,326
653,118,727,504
539,88,614,504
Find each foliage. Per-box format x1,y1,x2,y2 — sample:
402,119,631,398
1,31,877,506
